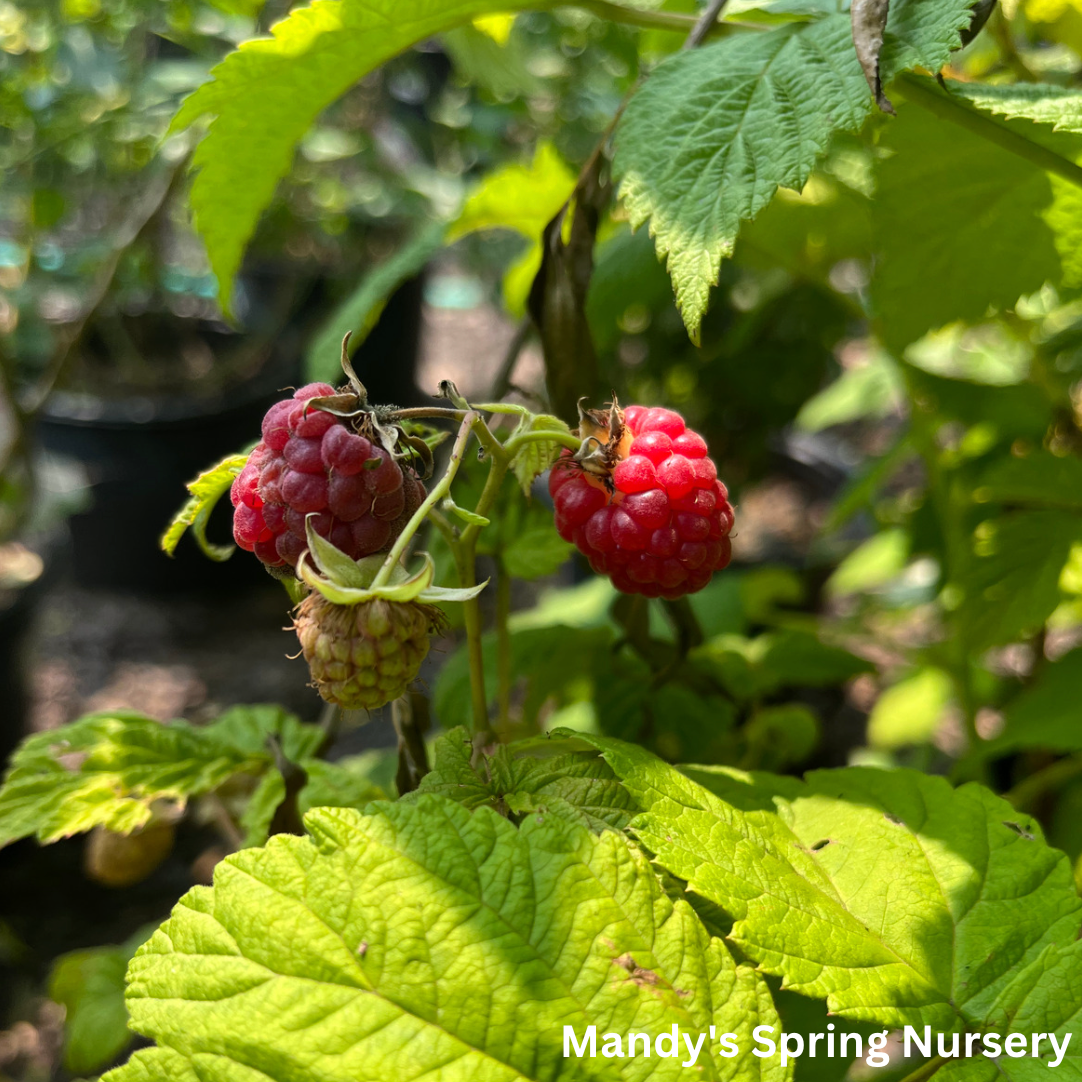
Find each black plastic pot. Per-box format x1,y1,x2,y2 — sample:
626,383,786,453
38,377,295,594
37,276,426,593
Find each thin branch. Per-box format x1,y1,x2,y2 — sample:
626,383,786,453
1006,754,1082,811
684,0,729,48
369,412,478,588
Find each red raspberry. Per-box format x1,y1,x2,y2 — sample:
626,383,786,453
549,406,733,599
231,383,427,572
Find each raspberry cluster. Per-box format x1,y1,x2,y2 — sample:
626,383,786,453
549,405,733,599
231,383,426,571
294,594,439,710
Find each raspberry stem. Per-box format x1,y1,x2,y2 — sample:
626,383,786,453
369,412,480,589
502,428,584,457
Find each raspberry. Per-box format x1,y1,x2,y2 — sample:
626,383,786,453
231,383,427,573
549,405,733,599
293,594,442,710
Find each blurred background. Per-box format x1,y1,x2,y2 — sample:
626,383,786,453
4,0,1082,1078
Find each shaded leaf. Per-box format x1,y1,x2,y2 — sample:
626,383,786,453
873,94,1082,351
959,510,1082,650
0,706,315,848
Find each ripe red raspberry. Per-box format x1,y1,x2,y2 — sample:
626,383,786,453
230,383,427,573
549,405,733,599
293,594,442,710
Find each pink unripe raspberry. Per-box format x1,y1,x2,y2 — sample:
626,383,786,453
232,385,426,574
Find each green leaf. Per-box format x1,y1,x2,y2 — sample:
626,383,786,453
508,412,573,495
200,704,324,763
976,452,1082,509
742,705,819,771
872,96,1082,351
795,351,902,433
613,0,974,341
567,734,1082,1033
866,667,953,749
447,141,576,243
50,929,153,1075
950,81,1082,133
172,0,543,310
410,728,640,832
502,524,573,579
959,510,1082,650
305,221,446,384
105,797,787,1082
825,528,909,597
0,706,315,848
442,24,545,100
973,648,1082,759
160,452,249,561
693,629,872,700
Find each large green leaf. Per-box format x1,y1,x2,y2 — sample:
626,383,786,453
613,0,975,341
0,706,318,848
564,734,1082,1034
104,797,787,1082
172,0,540,309
872,93,1082,351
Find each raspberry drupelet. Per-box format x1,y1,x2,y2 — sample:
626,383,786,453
549,404,733,599
230,383,426,573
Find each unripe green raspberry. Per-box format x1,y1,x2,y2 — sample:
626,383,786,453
294,594,442,710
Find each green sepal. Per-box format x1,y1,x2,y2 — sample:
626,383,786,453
298,521,488,605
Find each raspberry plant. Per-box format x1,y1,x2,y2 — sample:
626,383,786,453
4,0,1082,1079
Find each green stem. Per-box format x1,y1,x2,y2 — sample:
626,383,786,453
495,559,513,732
451,536,489,735
896,73,1082,191
392,407,470,422
370,412,478,588
902,373,984,769
1006,754,1082,811
896,1056,948,1082
502,428,584,457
